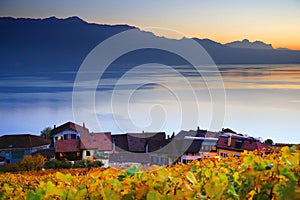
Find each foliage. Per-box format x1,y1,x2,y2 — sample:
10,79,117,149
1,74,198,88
43,159,72,169
0,155,45,172
93,160,104,168
44,159,104,169
0,147,299,199
264,139,274,146
40,127,52,139
18,155,45,171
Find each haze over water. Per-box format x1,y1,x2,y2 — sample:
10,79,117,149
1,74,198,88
1,64,299,143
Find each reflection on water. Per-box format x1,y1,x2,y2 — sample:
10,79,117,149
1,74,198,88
0,64,300,143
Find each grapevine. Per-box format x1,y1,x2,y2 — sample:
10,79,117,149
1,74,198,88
0,146,299,200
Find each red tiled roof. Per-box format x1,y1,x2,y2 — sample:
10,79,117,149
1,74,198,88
255,141,273,153
80,132,112,151
217,134,273,153
55,140,80,152
50,121,89,136
0,134,51,149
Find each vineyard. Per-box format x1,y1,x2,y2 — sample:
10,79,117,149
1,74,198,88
0,146,299,200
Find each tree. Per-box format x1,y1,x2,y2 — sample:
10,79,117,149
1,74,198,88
264,139,274,146
40,127,52,139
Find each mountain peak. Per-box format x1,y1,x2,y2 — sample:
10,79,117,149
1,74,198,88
65,16,85,23
226,39,273,50
42,16,85,23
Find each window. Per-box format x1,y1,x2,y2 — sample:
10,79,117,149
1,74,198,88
63,134,68,140
70,134,76,140
86,151,91,156
221,152,228,157
235,140,243,149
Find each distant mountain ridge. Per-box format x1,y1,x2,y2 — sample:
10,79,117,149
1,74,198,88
225,39,273,50
0,16,300,77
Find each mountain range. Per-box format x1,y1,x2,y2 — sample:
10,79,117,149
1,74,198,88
1,16,300,77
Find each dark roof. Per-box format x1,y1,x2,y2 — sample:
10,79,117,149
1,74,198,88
274,143,297,147
127,132,166,152
55,140,81,152
111,134,129,151
50,121,89,136
185,140,202,153
222,128,237,134
111,132,168,153
31,149,55,158
0,134,51,149
80,132,112,151
174,130,197,140
205,131,220,138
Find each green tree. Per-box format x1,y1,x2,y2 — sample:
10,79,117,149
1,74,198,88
40,127,52,139
264,138,274,146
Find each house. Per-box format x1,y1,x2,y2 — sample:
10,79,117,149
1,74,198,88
50,122,113,165
0,134,51,164
110,132,172,166
50,121,89,160
179,136,218,163
31,149,55,160
80,132,112,167
55,139,82,161
217,132,272,157
174,127,219,163
50,122,89,160
50,121,89,147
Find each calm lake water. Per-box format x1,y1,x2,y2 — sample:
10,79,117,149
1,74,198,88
0,64,300,143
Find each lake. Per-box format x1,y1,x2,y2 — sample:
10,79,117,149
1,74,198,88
0,64,299,143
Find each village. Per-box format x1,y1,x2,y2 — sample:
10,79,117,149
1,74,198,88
0,121,297,167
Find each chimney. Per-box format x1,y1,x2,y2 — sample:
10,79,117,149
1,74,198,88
83,122,85,128
54,124,56,129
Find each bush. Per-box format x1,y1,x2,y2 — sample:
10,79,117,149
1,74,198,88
0,155,45,172
0,163,19,172
18,155,45,171
93,160,104,167
73,159,104,169
44,159,71,169
73,160,86,168
1,157,104,171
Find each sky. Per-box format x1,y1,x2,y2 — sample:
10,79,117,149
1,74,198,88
0,0,300,50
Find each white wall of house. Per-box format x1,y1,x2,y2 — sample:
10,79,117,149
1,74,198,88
149,153,170,166
53,130,80,146
82,150,110,167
